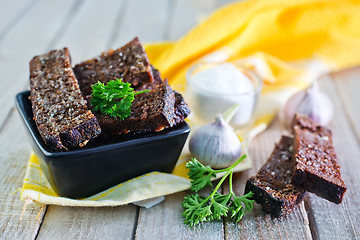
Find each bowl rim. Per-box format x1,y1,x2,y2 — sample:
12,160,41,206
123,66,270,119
186,61,263,97
16,90,190,160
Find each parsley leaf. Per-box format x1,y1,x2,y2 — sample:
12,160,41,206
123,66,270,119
182,155,255,227
230,191,254,222
186,159,216,192
91,79,149,119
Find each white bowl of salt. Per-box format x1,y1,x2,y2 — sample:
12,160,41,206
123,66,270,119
186,62,262,129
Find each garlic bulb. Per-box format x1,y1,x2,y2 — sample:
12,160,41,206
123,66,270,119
189,115,242,169
283,82,333,126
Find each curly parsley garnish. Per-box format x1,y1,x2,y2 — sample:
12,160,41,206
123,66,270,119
182,155,254,227
91,79,149,119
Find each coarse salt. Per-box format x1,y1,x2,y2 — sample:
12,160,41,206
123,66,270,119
187,63,258,126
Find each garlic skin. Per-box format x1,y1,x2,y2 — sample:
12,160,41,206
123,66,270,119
189,115,242,169
283,83,333,126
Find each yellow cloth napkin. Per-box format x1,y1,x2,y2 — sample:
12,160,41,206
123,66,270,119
21,0,360,207
148,0,360,91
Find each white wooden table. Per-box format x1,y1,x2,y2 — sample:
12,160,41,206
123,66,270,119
1,0,360,239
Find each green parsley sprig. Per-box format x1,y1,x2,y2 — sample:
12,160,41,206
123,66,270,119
182,155,254,227
91,79,149,119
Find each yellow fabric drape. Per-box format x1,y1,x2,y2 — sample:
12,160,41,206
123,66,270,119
147,0,360,92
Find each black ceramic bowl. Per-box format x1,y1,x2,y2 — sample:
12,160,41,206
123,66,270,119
16,91,190,199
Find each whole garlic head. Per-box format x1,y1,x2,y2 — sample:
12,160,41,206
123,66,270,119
189,115,242,169
283,82,333,126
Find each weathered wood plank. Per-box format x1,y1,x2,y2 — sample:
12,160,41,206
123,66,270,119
108,0,170,48
302,74,360,240
53,0,126,63
224,118,312,240
0,0,82,128
0,110,47,239
0,1,81,239
35,1,140,239
36,206,138,240
331,67,360,143
0,0,35,40
167,0,217,41
135,191,224,240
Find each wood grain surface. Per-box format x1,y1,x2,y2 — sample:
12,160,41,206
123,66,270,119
1,0,359,239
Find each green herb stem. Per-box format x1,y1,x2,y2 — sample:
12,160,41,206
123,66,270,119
209,169,232,199
228,169,234,195
134,89,150,95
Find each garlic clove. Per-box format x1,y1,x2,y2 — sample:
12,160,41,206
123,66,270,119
189,115,242,169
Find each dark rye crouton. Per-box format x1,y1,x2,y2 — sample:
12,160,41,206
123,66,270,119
151,64,190,124
73,37,156,97
30,48,101,151
245,136,306,217
291,114,347,204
